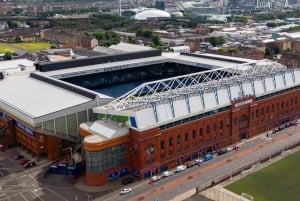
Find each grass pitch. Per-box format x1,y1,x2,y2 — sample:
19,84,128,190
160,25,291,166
0,45,16,53
12,42,52,51
225,150,300,201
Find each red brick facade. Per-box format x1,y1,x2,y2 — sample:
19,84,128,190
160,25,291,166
127,89,300,180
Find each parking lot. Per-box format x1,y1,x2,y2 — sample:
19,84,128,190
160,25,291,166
0,148,112,201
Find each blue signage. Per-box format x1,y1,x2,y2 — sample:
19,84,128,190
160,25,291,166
0,112,7,118
15,120,35,136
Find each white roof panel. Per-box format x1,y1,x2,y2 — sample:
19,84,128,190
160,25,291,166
254,80,264,95
285,72,294,86
0,76,92,118
156,103,173,123
189,95,203,113
173,99,189,118
217,89,230,104
265,77,275,91
275,75,285,89
230,85,240,100
135,108,156,129
89,121,116,139
204,92,217,109
242,82,254,96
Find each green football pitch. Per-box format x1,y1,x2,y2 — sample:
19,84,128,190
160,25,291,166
225,150,300,201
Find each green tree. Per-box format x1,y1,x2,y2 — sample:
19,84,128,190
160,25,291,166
151,34,161,48
209,36,226,47
94,32,105,41
3,52,13,60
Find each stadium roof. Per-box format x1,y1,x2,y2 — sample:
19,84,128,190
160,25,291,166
109,42,155,53
131,9,171,20
0,73,111,126
93,60,300,131
43,53,256,79
0,59,35,71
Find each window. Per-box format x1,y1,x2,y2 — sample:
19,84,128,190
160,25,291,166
185,133,188,141
266,106,269,113
206,125,210,134
160,140,165,150
169,138,173,146
177,135,181,144
219,121,223,129
192,130,196,139
213,123,217,132
271,104,274,112
199,128,203,136
145,144,155,156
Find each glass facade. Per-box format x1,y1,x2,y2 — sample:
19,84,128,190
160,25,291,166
86,144,127,173
36,109,98,140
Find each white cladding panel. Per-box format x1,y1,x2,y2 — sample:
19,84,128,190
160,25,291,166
265,77,275,92
242,82,254,96
295,71,300,84
275,74,284,89
203,92,217,109
285,72,294,86
189,95,203,113
173,99,189,117
89,122,115,139
135,108,156,129
156,103,173,123
230,85,241,100
217,89,230,105
254,80,264,95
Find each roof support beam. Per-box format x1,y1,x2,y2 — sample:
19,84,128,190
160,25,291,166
271,74,276,89
212,87,219,105
168,98,175,118
151,102,158,123
184,94,191,114
199,90,205,110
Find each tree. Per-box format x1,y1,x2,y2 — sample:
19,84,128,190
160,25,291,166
209,36,226,47
265,47,272,56
151,34,161,48
3,52,13,60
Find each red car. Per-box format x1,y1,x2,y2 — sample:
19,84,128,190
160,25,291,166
19,159,30,165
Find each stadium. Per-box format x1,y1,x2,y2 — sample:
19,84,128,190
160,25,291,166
0,43,299,186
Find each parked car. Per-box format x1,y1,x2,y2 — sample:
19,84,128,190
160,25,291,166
19,159,30,165
162,171,173,177
195,158,204,165
14,154,24,160
218,149,228,155
176,165,187,172
151,175,161,182
120,188,132,195
122,177,134,185
23,161,36,168
204,154,214,161
187,161,195,168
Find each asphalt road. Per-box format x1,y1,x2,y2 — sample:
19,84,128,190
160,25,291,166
99,125,300,201
0,125,298,201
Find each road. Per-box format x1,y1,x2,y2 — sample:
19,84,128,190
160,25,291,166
99,125,299,201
